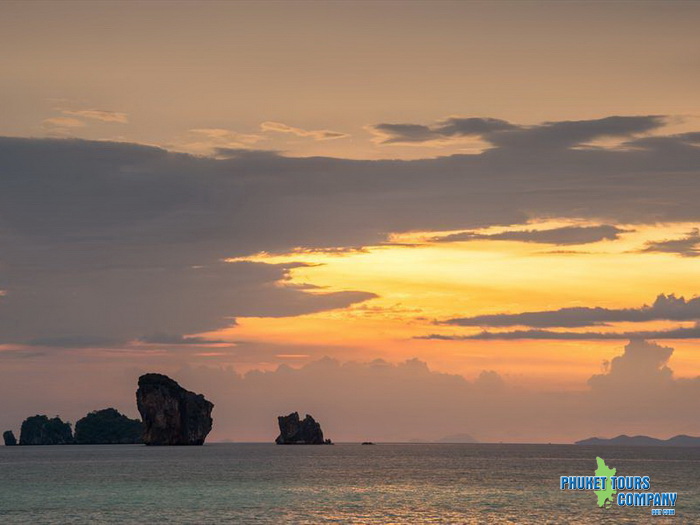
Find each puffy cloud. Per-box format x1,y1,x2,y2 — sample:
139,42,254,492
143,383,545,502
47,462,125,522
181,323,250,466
432,224,627,245
588,339,674,391
443,294,700,328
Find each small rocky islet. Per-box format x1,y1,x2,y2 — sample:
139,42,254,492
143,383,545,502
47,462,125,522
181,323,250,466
3,430,17,446
276,412,332,445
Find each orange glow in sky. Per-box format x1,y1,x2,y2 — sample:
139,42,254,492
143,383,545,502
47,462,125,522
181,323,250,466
190,220,700,387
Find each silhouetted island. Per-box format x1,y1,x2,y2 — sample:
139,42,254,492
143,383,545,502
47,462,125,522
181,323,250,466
74,408,143,444
3,430,17,446
136,373,214,446
576,434,700,447
19,415,73,445
276,412,332,444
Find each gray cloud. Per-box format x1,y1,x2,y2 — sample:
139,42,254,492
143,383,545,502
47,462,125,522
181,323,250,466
137,334,229,345
420,323,700,341
432,224,627,245
443,294,700,328
1,116,700,346
26,335,126,348
489,115,665,150
372,115,666,148
623,131,700,150
642,228,700,257
0,258,375,347
373,117,514,144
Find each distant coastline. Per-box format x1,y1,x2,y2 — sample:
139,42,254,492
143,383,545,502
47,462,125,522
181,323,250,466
575,434,700,447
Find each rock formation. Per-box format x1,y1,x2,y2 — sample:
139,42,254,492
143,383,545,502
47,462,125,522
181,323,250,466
74,408,143,444
136,373,214,445
275,412,332,444
3,430,17,446
19,415,73,445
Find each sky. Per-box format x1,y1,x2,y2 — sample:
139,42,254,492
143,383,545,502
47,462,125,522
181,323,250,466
1,0,700,443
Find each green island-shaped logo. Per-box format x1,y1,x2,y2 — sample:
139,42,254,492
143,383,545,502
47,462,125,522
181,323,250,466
594,457,617,508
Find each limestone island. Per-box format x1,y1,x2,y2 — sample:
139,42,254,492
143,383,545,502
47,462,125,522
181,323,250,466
74,408,143,444
136,373,214,445
275,412,332,444
19,415,74,445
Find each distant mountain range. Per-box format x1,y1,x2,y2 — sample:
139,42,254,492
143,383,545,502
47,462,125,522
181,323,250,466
576,434,700,447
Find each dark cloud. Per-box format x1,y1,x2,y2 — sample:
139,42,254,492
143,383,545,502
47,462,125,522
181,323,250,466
642,228,700,257
432,224,626,245
25,335,125,348
443,294,700,328
488,115,665,150
419,323,700,341
623,131,700,150
1,117,700,346
372,115,666,149
137,334,229,345
0,258,375,347
373,117,514,144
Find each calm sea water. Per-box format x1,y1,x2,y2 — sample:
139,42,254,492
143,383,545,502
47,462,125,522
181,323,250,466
0,443,697,524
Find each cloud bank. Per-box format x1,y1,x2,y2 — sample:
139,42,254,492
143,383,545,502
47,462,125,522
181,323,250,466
431,224,627,245
371,115,665,149
1,114,700,346
1,340,697,443
444,294,700,328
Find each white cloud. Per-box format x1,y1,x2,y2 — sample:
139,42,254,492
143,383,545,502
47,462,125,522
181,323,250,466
261,121,348,141
61,109,129,123
42,117,86,128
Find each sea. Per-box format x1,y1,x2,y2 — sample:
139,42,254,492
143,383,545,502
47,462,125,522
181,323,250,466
0,443,697,524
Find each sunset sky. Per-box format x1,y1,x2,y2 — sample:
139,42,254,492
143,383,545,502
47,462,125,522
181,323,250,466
2,0,700,443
